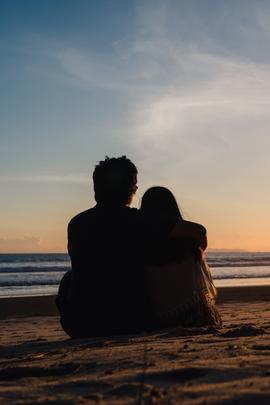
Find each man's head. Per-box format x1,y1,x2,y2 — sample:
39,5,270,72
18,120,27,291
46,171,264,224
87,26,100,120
93,156,138,206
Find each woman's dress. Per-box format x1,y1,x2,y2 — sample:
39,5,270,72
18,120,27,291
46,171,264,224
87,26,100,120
144,243,222,328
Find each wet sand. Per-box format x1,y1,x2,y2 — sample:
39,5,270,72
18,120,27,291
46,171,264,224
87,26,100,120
0,286,269,404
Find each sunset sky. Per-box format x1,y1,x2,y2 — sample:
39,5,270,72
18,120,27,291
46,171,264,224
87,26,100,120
1,0,270,252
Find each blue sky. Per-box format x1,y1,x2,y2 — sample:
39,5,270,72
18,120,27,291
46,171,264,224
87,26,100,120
1,0,270,251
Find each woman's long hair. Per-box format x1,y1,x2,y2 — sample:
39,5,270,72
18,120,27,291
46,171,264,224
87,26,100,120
140,186,183,219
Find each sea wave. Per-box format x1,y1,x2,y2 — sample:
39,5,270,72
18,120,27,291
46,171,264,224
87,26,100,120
2,253,270,269
206,253,270,267
212,273,270,279
0,280,60,287
0,253,68,264
0,266,69,273
207,260,270,267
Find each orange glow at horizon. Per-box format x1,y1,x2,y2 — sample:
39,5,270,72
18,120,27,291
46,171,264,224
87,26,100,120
1,183,270,254
1,216,270,253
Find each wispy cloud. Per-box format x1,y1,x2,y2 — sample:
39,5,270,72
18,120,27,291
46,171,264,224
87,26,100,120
18,2,270,187
0,173,89,184
0,236,41,252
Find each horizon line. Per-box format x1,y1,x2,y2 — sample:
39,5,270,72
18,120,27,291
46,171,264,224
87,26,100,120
1,249,270,254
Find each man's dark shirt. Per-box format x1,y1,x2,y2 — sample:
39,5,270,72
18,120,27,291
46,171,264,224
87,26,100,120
67,204,176,332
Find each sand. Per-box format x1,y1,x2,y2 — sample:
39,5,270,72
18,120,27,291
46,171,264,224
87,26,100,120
0,286,269,404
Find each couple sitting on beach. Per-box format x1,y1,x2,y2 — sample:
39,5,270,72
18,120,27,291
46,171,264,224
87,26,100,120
56,156,222,338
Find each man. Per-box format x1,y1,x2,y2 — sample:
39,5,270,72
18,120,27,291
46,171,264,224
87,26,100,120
57,156,207,337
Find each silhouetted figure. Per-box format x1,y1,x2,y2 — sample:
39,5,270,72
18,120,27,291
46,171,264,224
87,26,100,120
141,187,222,328
56,157,208,338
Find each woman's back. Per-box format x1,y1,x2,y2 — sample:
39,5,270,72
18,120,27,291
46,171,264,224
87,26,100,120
141,187,222,328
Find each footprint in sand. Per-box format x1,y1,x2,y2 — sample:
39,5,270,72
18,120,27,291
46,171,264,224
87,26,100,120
221,393,270,405
143,367,211,384
57,379,110,392
107,383,139,396
107,383,166,400
0,363,79,380
221,325,265,338
252,344,270,350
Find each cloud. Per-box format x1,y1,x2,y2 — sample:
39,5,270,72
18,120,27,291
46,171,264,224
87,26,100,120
19,2,270,187
119,47,270,190
131,50,270,138
0,236,41,253
0,173,89,184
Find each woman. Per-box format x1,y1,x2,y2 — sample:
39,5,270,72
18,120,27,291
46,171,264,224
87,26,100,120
140,186,222,328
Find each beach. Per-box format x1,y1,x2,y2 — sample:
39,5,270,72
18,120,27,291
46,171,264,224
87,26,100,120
0,286,269,404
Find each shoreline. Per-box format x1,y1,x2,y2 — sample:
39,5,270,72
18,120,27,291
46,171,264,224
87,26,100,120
0,284,269,320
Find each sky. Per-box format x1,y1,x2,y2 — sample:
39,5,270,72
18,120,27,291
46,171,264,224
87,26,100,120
1,0,270,252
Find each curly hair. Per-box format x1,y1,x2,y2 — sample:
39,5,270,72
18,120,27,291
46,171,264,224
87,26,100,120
93,156,138,205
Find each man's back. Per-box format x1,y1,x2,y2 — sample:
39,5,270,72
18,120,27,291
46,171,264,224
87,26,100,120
68,205,146,331
68,205,140,274
67,204,177,333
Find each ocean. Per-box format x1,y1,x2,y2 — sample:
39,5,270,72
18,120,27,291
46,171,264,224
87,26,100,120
0,252,270,298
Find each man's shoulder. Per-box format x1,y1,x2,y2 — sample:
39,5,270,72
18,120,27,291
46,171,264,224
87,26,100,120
68,206,140,226
68,208,96,230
